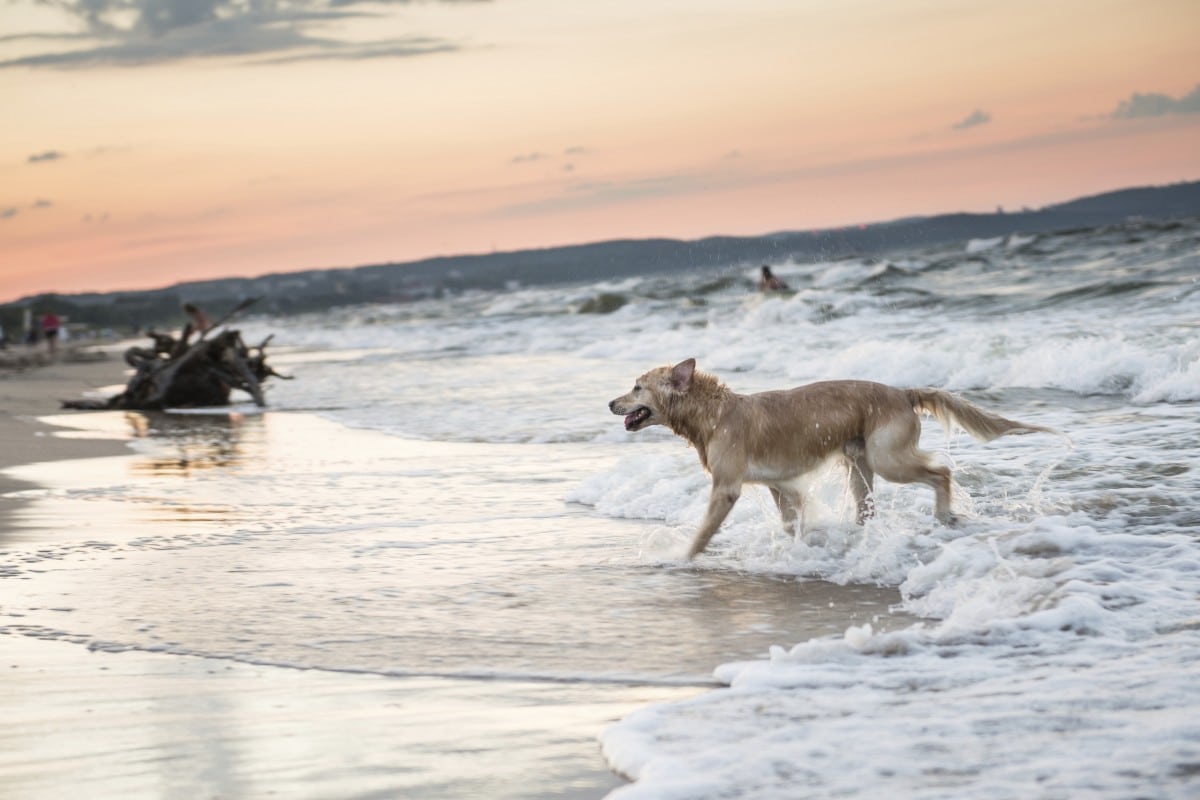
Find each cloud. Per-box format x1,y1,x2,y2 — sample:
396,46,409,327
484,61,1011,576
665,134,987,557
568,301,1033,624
497,174,703,217
510,152,546,164
257,38,458,64
512,147,594,167
952,109,991,130
0,0,480,69
0,199,51,220
27,150,65,163
1110,84,1200,119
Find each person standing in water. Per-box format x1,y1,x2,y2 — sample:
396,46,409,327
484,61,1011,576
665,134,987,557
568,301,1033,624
758,265,788,292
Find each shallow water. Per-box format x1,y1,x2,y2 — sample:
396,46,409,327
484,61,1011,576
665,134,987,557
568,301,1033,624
1,410,911,798
3,411,913,684
3,217,1200,798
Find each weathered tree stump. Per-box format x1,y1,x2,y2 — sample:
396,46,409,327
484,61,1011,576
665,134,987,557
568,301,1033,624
63,327,289,410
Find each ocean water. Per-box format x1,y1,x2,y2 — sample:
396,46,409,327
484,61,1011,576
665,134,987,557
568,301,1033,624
3,217,1200,797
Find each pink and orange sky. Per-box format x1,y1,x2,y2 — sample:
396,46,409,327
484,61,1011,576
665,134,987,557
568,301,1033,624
1,0,1198,302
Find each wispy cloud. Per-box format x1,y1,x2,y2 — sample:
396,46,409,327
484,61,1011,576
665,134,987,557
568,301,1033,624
952,109,991,131
511,146,594,168
1110,84,1200,120
0,199,52,219
0,0,482,69
496,174,703,217
27,150,66,163
257,38,458,64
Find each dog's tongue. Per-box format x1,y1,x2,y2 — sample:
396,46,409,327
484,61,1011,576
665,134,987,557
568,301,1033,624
624,408,647,430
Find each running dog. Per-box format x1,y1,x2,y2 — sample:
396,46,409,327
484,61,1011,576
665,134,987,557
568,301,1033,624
609,358,1056,559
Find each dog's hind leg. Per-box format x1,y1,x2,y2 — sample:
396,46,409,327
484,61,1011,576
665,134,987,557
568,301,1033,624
844,438,875,524
867,418,958,525
769,486,802,535
687,479,743,559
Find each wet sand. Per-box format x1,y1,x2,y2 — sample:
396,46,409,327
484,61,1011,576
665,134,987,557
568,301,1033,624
0,355,910,799
1,634,699,799
0,356,692,798
0,353,131,517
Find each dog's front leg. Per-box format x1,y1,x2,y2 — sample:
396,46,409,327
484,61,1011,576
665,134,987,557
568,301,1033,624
770,486,802,536
687,480,742,559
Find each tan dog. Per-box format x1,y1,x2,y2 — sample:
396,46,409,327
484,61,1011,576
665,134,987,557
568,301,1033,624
609,358,1056,559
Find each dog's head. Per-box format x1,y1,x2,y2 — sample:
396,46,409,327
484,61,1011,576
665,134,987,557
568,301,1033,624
608,358,696,432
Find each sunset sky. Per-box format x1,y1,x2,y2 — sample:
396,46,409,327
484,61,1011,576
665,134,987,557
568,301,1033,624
1,0,1198,302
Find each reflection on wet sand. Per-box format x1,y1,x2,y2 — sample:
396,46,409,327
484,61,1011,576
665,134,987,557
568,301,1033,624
124,411,258,476
2,411,271,541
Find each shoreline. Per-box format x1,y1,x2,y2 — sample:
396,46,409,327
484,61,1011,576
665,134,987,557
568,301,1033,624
0,633,685,800
0,355,913,799
0,355,679,799
0,353,133,523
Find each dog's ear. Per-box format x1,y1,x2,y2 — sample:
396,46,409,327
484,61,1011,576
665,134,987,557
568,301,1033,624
669,358,696,392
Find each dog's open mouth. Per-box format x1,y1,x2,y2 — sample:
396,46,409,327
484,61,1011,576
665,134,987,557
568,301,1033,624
624,406,652,431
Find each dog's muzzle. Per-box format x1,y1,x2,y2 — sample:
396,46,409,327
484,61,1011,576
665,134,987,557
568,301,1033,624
610,401,652,431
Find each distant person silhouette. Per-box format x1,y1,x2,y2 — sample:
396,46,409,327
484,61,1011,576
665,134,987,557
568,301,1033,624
758,265,788,292
40,311,61,354
182,303,214,334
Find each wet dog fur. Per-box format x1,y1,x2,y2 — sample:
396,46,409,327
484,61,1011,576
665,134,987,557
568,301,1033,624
609,358,1055,559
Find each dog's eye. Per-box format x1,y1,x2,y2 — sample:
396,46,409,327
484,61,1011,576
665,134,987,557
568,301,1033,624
634,384,642,392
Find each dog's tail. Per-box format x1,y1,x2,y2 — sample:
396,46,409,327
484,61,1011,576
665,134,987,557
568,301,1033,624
906,388,1058,442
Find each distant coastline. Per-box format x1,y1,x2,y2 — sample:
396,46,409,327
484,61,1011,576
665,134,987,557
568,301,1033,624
3,179,1198,331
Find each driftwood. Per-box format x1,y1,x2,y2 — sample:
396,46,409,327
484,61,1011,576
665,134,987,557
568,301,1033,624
63,326,289,411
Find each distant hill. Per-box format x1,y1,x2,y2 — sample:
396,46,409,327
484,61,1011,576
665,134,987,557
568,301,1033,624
4,179,1198,333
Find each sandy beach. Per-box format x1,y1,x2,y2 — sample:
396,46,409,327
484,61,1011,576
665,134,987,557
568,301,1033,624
0,354,701,799
0,352,130,509
1,632,692,800
0,351,919,799
0,355,702,800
